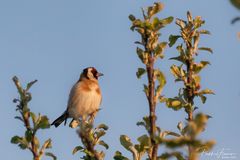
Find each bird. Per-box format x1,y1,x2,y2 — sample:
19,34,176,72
51,67,103,128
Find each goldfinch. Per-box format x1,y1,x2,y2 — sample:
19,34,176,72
51,67,103,128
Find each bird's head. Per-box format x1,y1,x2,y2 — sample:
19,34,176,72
80,67,103,81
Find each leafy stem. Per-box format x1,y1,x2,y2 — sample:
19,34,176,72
117,2,173,160
11,76,56,160
73,121,109,160
168,11,215,160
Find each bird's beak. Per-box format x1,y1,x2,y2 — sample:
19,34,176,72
97,72,104,77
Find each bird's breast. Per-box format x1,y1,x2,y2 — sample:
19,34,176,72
67,80,102,119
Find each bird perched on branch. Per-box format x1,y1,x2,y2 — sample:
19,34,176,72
51,67,103,128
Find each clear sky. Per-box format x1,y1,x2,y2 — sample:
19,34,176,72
0,0,239,160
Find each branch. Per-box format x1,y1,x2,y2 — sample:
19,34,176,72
73,120,109,160
11,76,55,160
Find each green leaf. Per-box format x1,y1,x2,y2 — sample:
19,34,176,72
161,131,181,138
198,47,213,53
159,42,167,49
43,139,52,149
97,123,109,130
25,130,32,142
14,116,24,122
187,11,193,22
72,146,84,155
18,142,28,149
169,55,185,64
177,122,183,132
136,121,145,127
128,14,136,21
169,35,181,47
155,42,167,59
143,116,150,131
131,19,143,31
30,112,37,127
198,89,215,95
136,47,148,64
174,152,185,160
200,61,210,66
136,28,145,35
98,140,109,149
143,84,149,97
36,115,50,129
166,98,183,111
26,80,37,91
143,21,152,30
45,152,57,160
176,18,186,29
120,135,133,151
147,2,164,18
82,149,94,157
154,69,166,89
157,42,167,56
193,75,201,86
199,95,207,104
137,116,151,132
95,130,106,139
192,61,210,74
137,134,150,149
158,152,172,159
136,68,146,79
170,45,186,64
170,65,183,79
230,0,240,10
134,144,142,153
194,16,205,28
159,16,174,26
152,17,160,29
114,151,129,160
159,96,167,103
199,30,211,35
11,136,29,150
176,44,185,54
11,135,22,144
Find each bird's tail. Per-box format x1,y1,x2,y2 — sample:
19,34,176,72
51,111,68,127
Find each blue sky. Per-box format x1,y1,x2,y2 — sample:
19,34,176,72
0,0,239,160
